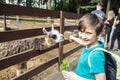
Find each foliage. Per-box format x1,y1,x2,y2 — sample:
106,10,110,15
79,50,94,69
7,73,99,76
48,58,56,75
90,0,103,3
80,0,103,12
1,0,41,8
62,0,69,11
81,5,95,11
61,58,70,71
68,0,78,13
1,0,120,16
52,0,69,11
0,0,6,3
21,0,40,7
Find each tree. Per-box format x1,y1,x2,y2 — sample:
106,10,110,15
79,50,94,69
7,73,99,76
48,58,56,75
52,0,69,11
76,0,81,14
0,0,6,3
47,0,51,10
81,0,103,13
69,0,77,13
106,0,111,17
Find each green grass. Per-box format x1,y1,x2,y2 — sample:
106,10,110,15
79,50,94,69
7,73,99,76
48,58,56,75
22,19,48,23
0,17,53,23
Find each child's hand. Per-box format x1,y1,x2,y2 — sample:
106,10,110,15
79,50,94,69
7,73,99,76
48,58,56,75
69,35,75,42
113,16,119,27
104,20,109,25
70,35,74,40
62,71,80,80
62,71,75,80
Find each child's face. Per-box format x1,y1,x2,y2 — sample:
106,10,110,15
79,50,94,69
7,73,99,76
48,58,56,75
79,26,99,48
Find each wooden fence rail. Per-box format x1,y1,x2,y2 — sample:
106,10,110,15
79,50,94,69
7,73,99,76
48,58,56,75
0,3,82,80
0,3,60,17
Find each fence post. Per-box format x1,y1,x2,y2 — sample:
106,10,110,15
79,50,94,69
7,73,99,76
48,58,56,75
58,11,64,71
3,15,7,31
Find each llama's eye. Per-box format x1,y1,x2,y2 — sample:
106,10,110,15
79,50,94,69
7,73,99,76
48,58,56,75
51,35,57,39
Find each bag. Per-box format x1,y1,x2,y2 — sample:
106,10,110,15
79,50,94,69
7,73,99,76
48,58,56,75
88,48,117,80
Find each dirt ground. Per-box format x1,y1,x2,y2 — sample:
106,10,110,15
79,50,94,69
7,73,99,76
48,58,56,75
0,42,82,80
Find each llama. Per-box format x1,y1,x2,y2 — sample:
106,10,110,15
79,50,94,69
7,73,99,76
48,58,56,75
15,24,64,77
42,24,64,46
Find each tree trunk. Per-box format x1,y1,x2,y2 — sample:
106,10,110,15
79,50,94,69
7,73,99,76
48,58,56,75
77,5,81,14
106,0,111,17
55,0,56,10
47,0,51,10
47,0,52,23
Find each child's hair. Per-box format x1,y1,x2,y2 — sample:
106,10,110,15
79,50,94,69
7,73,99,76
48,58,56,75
97,2,104,7
78,13,104,36
107,10,115,19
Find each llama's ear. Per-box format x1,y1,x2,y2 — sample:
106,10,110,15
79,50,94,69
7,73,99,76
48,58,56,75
51,24,54,31
42,28,48,35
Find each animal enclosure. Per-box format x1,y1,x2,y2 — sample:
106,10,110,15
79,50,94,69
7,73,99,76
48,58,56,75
0,3,83,80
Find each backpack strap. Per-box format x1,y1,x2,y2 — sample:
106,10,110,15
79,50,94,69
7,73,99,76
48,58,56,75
88,48,112,67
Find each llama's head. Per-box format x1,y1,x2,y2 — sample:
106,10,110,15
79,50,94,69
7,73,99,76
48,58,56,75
42,25,64,45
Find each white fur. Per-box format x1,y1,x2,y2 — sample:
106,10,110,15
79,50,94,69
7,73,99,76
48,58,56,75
42,24,64,44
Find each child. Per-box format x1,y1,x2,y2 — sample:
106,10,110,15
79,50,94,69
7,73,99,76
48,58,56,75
104,10,115,49
62,13,106,80
91,2,106,21
110,8,120,50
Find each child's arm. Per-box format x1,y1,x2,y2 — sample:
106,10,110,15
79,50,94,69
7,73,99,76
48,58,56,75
62,71,88,80
70,35,85,45
95,73,106,80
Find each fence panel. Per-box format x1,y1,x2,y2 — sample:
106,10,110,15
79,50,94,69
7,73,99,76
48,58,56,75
0,3,60,17
0,27,59,43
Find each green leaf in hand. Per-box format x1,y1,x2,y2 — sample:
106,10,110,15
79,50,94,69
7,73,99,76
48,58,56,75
61,58,70,71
